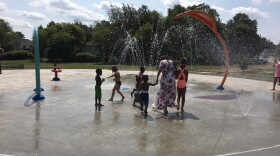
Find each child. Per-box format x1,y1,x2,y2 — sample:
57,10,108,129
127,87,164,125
138,66,145,78
140,75,157,116
175,59,188,112
272,58,280,90
107,65,125,101
95,68,105,110
131,76,142,106
131,66,145,106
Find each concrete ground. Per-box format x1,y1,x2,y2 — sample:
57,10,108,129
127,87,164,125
0,69,280,156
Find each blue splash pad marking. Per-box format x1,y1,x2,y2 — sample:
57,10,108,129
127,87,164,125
120,87,129,91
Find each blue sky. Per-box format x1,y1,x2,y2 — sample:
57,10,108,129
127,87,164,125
0,0,279,44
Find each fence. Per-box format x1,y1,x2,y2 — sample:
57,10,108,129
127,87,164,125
0,63,24,69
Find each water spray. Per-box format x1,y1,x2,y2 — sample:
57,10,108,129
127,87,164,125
175,10,230,90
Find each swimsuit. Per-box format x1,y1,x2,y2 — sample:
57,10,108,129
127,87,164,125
177,68,187,89
115,81,122,86
140,90,149,106
134,91,141,102
95,85,101,99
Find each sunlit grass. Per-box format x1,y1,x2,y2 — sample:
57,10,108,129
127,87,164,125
1,60,275,82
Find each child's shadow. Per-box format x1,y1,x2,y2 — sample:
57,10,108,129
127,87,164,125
170,112,200,121
112,100,123,104
153,110,200,121
134,106,155,121
135,113,155,121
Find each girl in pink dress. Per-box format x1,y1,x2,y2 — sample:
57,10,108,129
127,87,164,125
272,59,280,90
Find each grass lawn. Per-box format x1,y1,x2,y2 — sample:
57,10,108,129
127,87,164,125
1,60,275,82
1,60,137,70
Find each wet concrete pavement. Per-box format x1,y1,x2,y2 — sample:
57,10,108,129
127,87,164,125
0,74,280,156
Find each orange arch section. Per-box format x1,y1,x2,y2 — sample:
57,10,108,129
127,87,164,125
175,10,230,89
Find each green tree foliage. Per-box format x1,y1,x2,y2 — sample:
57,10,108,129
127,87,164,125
135,23,153,63
11,31,25,39
2,50,33,60
0,19,13,51
39,22,86,62
92,20,113,63
47,32,74,61
276,42,280,56
225,13,258,65
74,19,94,42
108,4,140,36
76,53,96,62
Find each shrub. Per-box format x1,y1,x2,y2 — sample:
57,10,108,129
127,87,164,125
108,56,118,65
75,53,95,62
2,51,34,60
238,59,249,70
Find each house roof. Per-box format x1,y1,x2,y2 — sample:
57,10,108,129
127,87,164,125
11,39,33,45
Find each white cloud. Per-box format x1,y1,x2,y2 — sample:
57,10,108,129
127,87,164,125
14,10,48,20
93,1,122,10
28,0,47,7
161,0,180,8
269,0,280,2
230,7,269,19
49,0,82,10
0,2,7,11
251,0,263,5
0,16,33,28
211,5,226,12
251,0,280,4
161,0,200,8
179,0,201,7
212,5,269,19
28,0,107,21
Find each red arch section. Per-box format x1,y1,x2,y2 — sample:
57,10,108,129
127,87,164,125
175,10,230,88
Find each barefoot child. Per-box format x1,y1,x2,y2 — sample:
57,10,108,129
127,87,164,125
95,68,105,110
272,58,280,90
131,76,142,106
175,59,188,112
140,75,157,116
107,65,125,101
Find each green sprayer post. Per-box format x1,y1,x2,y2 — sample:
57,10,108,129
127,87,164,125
32,27,45,101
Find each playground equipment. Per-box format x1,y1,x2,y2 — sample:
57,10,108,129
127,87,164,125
32,27,45,101
175,10,230,90
51,66,62,81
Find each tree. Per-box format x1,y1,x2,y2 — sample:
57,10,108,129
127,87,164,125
108,4,140,36
0,19,13,51
92,21,113,63
276,42,280,56
11,31,25,39
43,22,86,61
225,13,259,66
135,23,153,65
38,25,48,58
74,20,94,42
47,32,74,61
